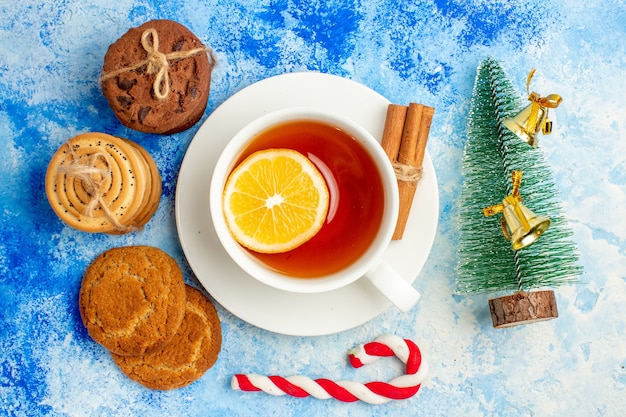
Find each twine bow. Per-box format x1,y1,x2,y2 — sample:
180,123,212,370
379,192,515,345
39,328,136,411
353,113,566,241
525,69,562,134
100,28,215,100
483,170,531,235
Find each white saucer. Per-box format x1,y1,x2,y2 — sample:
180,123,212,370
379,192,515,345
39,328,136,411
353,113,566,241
175,72,439,336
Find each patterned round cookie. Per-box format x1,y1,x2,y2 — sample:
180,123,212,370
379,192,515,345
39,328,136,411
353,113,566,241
124,139,162,229
100,19,215,134
45,132,152,233
79,246,187,356
111,285,222,390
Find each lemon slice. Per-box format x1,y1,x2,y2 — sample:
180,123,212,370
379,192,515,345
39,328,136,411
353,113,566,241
222,149,329,253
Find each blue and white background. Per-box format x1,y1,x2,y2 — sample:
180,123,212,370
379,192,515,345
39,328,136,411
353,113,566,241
1,1,625,416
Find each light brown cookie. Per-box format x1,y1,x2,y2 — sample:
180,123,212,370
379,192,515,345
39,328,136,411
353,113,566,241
111,285,222,390
79,246,186,356
124,139,162,229
100,19,215,134
45,132,161,233
46,132,142,233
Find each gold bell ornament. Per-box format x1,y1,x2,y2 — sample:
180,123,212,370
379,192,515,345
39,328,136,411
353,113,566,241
483,171,551,250
503,69,562,147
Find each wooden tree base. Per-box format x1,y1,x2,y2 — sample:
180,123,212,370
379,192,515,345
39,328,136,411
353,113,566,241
489,290,558,328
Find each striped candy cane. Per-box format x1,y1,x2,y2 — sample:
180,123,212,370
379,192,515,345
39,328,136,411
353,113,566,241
231,334,427,404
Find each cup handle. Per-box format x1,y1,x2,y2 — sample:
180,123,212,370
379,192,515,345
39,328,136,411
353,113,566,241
365,261,421,312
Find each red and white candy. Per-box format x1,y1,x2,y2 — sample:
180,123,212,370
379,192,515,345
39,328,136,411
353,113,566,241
231,334,427,404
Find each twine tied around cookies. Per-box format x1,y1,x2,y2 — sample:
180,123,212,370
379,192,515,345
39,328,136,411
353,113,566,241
57,146,135,233
100,28,216,100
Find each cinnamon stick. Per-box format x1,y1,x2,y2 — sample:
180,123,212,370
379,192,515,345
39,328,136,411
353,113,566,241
397,103,425,168
380,104,408,160
381,102,434,240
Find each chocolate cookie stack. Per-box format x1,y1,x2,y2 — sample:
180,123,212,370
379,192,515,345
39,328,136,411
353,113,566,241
45,132,161,234
100,19,215,134
79,246,222,390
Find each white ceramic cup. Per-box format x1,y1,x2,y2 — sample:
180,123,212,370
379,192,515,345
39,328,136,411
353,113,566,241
209,107,420,312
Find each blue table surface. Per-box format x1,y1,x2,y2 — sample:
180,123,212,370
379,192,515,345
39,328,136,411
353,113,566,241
2,1,625,416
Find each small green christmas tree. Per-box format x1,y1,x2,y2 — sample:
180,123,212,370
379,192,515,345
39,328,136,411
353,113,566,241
456,58,582,327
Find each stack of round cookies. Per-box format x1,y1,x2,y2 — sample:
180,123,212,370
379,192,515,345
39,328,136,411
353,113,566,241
100,19,215,134
79,246,222,390
45,132,161,233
